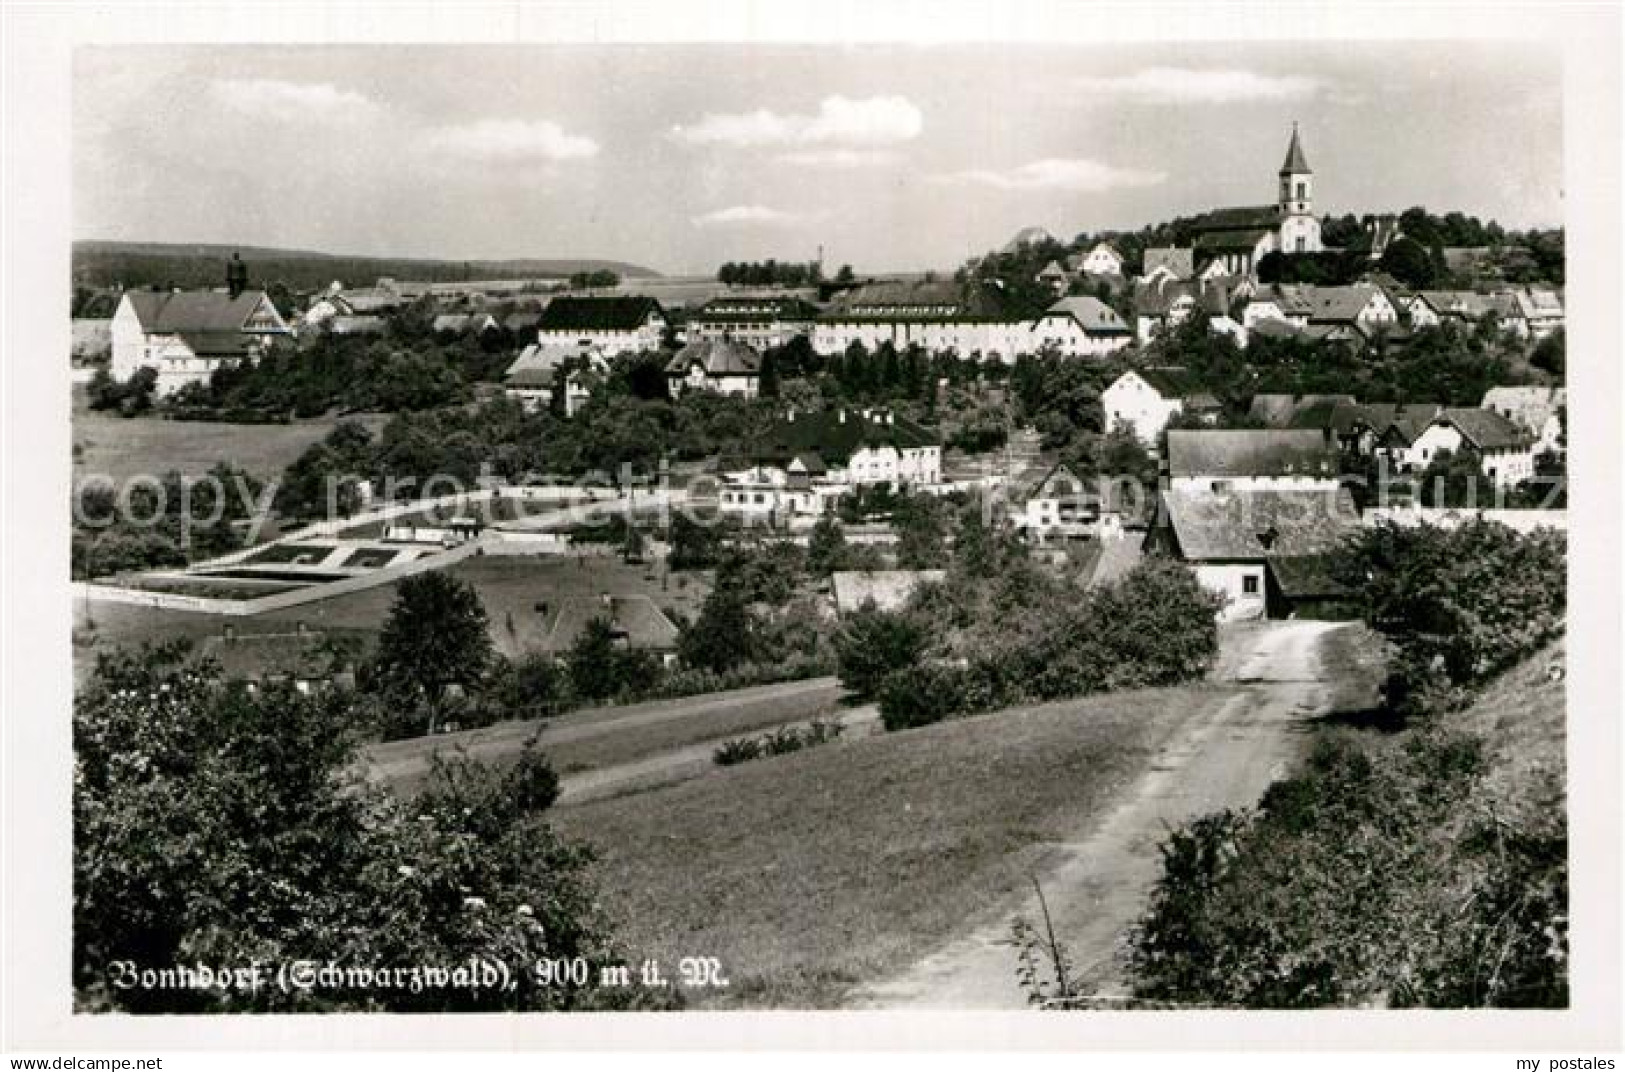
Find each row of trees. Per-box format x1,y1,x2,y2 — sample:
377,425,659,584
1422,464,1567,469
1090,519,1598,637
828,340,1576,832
715,260,837,288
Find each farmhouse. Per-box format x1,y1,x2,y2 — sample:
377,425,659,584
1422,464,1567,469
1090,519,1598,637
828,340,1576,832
1242,285,1313,330
1510,287,1565,340
1150,486,1361,621
1037,260,1071,296
1406,408,1536,488
503,342,605,415
534,296,666,356
664,337,762,398
687,294,821,349
110,254,291,395
1371,403,1449,471
1012,461,1130,543
812,279,1026,362
1303,284,1401,334
1166,429,1341,492
1132,278,1200,345
542,594,680,665
1028,296,1133,358
1102,367,1219,444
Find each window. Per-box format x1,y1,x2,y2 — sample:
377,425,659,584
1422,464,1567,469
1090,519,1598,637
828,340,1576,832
1295,181,1306,199
1242,574,1260,595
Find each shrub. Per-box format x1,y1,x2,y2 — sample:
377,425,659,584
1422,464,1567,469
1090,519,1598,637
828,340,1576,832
835,603,928,699
877,663,988,731
712,718,846,766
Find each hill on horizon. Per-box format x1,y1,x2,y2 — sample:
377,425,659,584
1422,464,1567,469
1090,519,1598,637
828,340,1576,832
72,240,661,294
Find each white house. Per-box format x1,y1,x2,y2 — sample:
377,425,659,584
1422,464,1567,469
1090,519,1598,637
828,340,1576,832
1102,367,1217,444
1028,296,1133,358
533,296,666,356
1302,284,1400,334
110,258,291,395
1151,487,1361,622
1406,408,1536,488
665,338,762,398
1076,241,1126,277
1510,288,1564,340
1242,286,1313,331
503,342,606,416
1013,461,1125,543
1132,280,1200,345
1165,429,1343,493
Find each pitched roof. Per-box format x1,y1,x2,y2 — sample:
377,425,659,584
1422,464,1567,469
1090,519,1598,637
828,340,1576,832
1161,487,1360,561
1373,403,1447,445
328,315,387,335
1118,366,1204,399
831,570,946,614
691,295,822,322
1280,124,1312,174
537,296,664,332
175,331,262,357
823,279,1016,322
1039,296,1130,335
543,595,680,653
1193,205,1281,232
1166,429,1340,480
1194,228,1274,253
1142,247,1194,279
1248,393,1300,426
1437,407,1531,451
665,337,762,377
124,289,284,334
1304,285,1382,323
1133,277,1199,315
504,342,603,388
1416,290,1498,319
751,408,938,468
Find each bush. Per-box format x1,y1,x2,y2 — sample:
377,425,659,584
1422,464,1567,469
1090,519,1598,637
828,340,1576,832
835,603,929,700
877,663,988,731
712,718,845,766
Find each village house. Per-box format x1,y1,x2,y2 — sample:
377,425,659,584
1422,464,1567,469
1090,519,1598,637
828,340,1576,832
1011,461,1129,543
1075,241,1126,277
812,279,1027,363
327,314,387,337
1028,296,1133,358
1166,429,1343,493
1141,246,1195,284
1132,278,1200,345
1303,284,1401,336
431,312,501,338
719,407,943,523
1036,260,1071,296
503,342,606,416
1150,486,1362,621
664,337,762,398
1482,385,1566,455
109,254,291,395
1405,408,1537,488
541,594,681,667
533,295,666,356
1102,367,1220,444
299,283,405,332
686,294,821,349
1510,287,1565,340
1371,403,1449,472
1242,285,1313,331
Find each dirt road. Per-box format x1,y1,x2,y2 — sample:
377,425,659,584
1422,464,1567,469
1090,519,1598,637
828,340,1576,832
847,620,1347,1009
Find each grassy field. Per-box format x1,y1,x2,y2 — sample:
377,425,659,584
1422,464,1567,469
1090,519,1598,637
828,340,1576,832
548,683,1241,1008
73,399,390,485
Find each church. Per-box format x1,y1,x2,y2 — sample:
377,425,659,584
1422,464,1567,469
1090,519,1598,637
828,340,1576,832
1188,124,1322,277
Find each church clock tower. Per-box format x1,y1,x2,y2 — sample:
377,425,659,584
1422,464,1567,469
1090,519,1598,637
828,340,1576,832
1277,123,1322,254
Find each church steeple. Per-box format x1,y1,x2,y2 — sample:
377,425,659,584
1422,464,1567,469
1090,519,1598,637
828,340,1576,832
1279,122,1312,175
1278,123,1313,218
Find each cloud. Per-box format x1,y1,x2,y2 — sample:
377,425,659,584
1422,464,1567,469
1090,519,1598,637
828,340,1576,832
673,95,923,148
691,205,805,228
776,148,901,168
210,77,380,120
422,119,599,162
1075,67,1323,103
930,158,1166,192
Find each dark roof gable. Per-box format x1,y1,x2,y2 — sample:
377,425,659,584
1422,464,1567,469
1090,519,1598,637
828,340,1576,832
537,296,664,332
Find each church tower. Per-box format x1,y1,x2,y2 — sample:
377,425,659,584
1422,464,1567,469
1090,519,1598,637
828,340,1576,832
1276,123,1322,254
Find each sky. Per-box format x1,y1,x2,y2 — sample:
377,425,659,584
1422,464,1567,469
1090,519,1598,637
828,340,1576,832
73,42,1563,276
